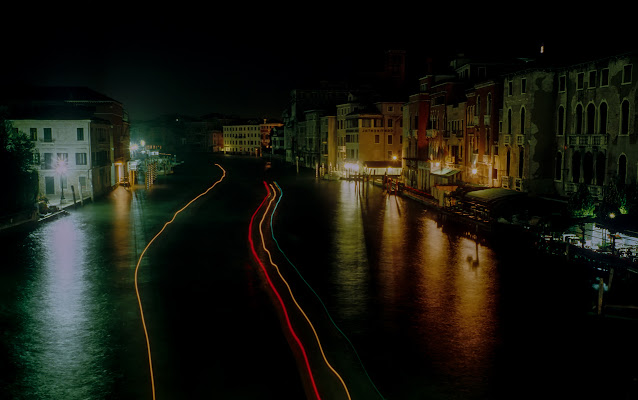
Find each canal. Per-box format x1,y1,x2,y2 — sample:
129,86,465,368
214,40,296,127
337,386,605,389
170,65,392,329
1,153,637,399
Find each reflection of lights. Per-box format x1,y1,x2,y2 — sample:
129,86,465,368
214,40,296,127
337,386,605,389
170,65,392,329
263,184,351,400
134,164,226,400
435,162,441,168
130,143,139,151
471,168,478,175
249,183,321,400
392,155,397,160
140,140,145,147
344,162,359,172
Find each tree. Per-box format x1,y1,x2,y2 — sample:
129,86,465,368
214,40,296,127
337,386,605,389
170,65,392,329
567,183,595,218
600,176,628,218
0,113,38,215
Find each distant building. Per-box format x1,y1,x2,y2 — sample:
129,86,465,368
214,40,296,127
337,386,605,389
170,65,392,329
10,106,114,202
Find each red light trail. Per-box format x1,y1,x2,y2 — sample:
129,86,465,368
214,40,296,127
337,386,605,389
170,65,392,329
248,181,322,400
260,183,351,399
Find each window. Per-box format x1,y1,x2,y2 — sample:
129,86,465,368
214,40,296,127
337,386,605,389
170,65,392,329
387,135,393,145
387,119,393,128
623,64,633,84
558,106,565,135
76,153,87,165
577,73,584,89
508,81,513,95
621,100,630,134
388,150,393,159
588,71,597,88
587,104,596,134
520,107,526,135
507,109,512,134
77,128,84,141
619,154,627,183
44,128,52,142
559,75,566,92
57,153,68,165
555,152,562,180
33,152,40,166
375,134,380,144
575,104,583,134
599,102,608,135
521,78,527,94
30,128,37,141
601,68,609,86
44,153,53,169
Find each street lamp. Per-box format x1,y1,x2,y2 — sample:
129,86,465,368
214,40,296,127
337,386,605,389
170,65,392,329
56,158,68,203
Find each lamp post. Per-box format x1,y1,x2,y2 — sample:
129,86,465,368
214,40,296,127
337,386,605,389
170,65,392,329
56,159,67,203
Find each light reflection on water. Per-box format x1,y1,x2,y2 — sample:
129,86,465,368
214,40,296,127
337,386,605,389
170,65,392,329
21,215,107,399
329,180,499,397
331,182,370,324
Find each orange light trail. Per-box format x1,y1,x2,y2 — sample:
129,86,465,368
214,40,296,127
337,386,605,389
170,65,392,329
248,182,322,400
261,183,351,399
134,163,226,400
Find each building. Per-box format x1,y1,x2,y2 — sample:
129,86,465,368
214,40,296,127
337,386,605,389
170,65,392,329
1,86,130,186
500,67,557,194
260,119,283,152
10,106,114,203
555,51,638,199
465,79,503,188
223,124,262,155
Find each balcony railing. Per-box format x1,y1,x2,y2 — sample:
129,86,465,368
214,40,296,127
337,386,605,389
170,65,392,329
567,134,607,146
516,135,525,146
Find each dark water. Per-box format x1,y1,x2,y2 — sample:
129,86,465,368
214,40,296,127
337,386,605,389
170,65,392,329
2,153,638,399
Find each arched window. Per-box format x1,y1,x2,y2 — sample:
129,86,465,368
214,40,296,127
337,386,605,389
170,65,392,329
599,102,608,135
555,152,563,180
520,107,526,135
558,106,565,135
621,100,630,135
518,147,524,177
596,152,606,186
619,154,627,184
587,103,595,134
572,151,581,183
506,149,511,176
575,104,583,134
507,109,512,134
476,96,481,116
584,152,594,184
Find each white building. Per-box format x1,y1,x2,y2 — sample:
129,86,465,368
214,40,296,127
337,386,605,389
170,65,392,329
11,113,113,203
222,124,262,155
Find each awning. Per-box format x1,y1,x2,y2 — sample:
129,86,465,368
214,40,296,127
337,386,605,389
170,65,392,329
364,160,402,169
464,188,526,205
430,167,461,177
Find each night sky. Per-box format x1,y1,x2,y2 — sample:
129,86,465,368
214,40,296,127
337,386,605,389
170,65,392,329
2,7,636,122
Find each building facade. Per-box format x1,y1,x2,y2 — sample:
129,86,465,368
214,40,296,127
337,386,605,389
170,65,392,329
555,52,638,200
222,124,262,155
11,115,113,202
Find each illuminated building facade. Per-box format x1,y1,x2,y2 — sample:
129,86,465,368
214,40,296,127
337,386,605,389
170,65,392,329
10,111,114,202
222,124,262,155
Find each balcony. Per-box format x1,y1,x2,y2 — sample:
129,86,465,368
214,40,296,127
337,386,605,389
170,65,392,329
567,134,608,147
503,135,511,145
516,135,525,146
